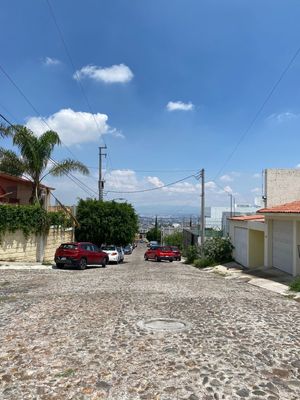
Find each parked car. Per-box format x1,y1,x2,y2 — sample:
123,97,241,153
147,240,158,248
169,246,182,261
54,242,109,270
101,245,123,264
117,247,125,262
144,246,175,262
124,245,132,255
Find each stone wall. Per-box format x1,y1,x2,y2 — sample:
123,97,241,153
0,227,73,263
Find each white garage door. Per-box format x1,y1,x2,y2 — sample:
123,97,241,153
272,220,293,274
234,227,248,267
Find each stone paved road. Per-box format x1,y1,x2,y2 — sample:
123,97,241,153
1,244,300,400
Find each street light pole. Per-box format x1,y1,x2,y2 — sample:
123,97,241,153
200,168,205,252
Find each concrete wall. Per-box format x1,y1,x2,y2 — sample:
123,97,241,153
249,230,264,267
265,169,300,207
0,227,73,263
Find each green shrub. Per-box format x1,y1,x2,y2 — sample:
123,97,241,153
193,257,215,269
0,205,72,241
184,245,199,264
164,231,183,250
201,237,233,263
289,277,300,292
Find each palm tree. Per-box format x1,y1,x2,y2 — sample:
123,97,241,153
0,125,89,204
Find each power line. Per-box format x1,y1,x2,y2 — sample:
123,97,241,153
85,166,198,173
214,44,300,180
0,65,99,197
45,0,115,170
106,172,198,194
0,112,98,198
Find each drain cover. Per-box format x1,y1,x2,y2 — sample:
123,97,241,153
138,318,190,332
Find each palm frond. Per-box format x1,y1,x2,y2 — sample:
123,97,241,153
0,124,13,138
0,148,26,176
48,158,89,177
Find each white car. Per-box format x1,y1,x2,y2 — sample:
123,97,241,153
117,247,124,263
101,245,123,264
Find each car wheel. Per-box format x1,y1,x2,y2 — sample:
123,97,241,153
78,258,87,270
144,256,148,261
56,263,64,269
155,256,161,262
169,258,173,263
178,257,181,261
101,258,107,268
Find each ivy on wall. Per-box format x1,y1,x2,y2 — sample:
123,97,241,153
0,205,72,240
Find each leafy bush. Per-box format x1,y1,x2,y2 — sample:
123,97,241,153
289,277,300,292
75,199,138,246
184,245,199,264
201,237,233,263
0,204,72,241
193,257,215,269
164,231,183,250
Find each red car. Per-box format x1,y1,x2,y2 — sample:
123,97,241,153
169,246,182,261
144,246,175,262
54,242,109,270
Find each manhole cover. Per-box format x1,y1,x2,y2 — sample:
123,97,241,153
137,318,190,332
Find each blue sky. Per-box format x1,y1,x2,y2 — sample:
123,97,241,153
1,0,300,214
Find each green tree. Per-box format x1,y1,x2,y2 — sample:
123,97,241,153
164,231,183,250
0,125,89,204
146,227,161,242
75,199,138,246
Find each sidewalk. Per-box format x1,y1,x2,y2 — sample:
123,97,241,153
0,261,53,270
203,261,300,299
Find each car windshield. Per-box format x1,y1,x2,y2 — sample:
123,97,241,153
60,243,78,249
159,246,170,252
102,246,116,251
171,246,179,251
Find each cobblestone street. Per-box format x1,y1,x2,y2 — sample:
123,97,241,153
1,244,300,400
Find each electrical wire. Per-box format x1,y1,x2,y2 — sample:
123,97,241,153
214,44,300,181
0,112,98,198
0,65,99,197
45,0,115,170
106,172,199,194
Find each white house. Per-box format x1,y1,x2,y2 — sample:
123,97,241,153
257,200,300,276
228,168,300,276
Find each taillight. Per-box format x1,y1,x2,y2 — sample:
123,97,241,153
112,252,117,255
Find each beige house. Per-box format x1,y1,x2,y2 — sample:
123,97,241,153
228,168,300,276
229,215,265,269
0,172,53,209
257,201,300,276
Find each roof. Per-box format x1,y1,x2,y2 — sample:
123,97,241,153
0,172,54,190
258,200,300,214
229,215,265,222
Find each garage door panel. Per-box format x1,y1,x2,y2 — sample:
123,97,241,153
272,220,293,274
234,227,247,267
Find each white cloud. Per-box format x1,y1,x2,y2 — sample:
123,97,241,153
26,108,116,146
296,164,300,169
223,185,233,193
220,174,233,182
205,181,217,190
267,112,299,123
147,176,164,187
74,64,134,84
166,101,194,111
163,182,196,194
105,170,138,191
253,173,261,178
43,57,61,66
251,187,260,193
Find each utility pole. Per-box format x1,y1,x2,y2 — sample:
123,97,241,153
229,194,233,218
200,168,205,251
98,145,107,201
